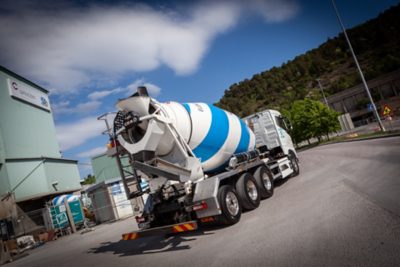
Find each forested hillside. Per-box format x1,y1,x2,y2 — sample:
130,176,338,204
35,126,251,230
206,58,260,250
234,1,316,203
216,4,400,117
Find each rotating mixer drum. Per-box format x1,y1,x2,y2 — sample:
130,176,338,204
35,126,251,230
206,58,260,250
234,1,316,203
114,92,255,173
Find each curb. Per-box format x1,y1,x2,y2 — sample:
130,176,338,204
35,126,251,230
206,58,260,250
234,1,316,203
330,132,400,144
298,132,400,151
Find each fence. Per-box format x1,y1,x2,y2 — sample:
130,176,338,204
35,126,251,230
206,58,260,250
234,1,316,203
0,187,141,242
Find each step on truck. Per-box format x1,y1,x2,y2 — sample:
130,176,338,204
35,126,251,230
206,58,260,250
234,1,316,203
98,86,299,240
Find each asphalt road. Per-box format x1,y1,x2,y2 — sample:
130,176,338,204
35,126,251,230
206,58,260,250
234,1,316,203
8,137,400,267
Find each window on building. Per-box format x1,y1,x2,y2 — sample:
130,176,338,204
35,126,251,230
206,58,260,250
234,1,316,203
380,83,395,99
332,102,343,113
344,97,356,112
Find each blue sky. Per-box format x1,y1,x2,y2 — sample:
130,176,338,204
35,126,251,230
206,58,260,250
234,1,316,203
0,0,398,178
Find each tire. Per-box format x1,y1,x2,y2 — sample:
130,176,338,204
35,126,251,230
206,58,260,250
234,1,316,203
235,172,261,210
254,166,274,199
217,185,242,225
289,153,300,177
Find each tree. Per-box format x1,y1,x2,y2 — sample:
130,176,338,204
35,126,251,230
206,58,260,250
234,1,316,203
82,174,96,185
285,99,340,144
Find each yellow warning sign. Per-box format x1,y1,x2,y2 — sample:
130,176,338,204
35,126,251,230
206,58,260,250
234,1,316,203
382,104,392,116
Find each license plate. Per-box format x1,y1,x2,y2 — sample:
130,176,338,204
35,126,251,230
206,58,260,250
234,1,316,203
138,222,150,229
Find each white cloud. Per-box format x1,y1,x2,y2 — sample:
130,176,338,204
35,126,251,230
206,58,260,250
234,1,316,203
125,79,161,97
77,146,106,158
144,83,161,97
88,78,162,101
88,88,124,100
52,100,101,115
56,116,106,151
242,0,300,22
0,0,299,94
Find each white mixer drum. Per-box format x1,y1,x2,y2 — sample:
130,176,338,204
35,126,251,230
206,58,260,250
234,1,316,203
161,102,255,172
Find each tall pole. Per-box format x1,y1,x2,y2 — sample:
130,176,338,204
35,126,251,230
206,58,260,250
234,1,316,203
316,79,329,106
331,0,385,132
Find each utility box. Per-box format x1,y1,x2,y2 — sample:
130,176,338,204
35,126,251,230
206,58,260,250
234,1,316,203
86,179,134,224
338,113,355,131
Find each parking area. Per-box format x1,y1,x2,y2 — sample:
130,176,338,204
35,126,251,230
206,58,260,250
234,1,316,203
7,137,400,267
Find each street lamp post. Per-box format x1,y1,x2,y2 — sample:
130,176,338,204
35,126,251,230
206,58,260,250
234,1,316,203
316,79,329,106
331,0,385,132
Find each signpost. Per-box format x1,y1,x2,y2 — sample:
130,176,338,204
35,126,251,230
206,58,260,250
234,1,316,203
382,104,392,117
7,78,51,112
382,104,393,131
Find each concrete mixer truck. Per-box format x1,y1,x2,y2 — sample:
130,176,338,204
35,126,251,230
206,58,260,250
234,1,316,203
99,87,299,240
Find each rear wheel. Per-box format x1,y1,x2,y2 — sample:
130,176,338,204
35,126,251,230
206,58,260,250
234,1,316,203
217,185,241,225
235,172,260,210
254,166,274,199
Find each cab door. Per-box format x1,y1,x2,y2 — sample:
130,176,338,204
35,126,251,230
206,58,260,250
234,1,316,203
270,111,296,157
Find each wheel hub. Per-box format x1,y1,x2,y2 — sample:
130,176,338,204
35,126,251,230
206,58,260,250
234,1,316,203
262,173,272,190
225,191,239,216
246,180,258,201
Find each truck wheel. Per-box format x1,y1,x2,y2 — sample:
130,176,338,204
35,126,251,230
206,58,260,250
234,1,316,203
289,154,300,177
217,185,242,225
235,173,261,210
254,166,274,199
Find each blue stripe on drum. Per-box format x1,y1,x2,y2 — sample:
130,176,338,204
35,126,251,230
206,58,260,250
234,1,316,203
182,103,191,114
192,105,229,162
234,118,250,154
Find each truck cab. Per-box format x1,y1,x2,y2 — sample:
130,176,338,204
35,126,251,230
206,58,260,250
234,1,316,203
244,109,297,160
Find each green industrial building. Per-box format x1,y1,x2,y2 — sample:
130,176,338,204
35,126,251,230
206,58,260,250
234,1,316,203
0,66,81,212
91,153,130,184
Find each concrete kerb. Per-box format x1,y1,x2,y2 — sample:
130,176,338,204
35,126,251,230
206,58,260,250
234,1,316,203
298,132,400,152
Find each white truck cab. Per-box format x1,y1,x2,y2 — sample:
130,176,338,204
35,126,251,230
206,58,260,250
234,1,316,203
244,109,298,161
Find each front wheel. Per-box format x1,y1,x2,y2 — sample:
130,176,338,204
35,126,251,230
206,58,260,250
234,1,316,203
217,185,242,225
289,154,300,177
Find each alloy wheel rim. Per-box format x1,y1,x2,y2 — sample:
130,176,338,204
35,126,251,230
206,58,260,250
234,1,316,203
262,173,272,190
225,191,239,216
246,180,258,201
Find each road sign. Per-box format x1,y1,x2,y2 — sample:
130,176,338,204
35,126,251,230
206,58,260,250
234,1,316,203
382,104,392,116
367,103,373,111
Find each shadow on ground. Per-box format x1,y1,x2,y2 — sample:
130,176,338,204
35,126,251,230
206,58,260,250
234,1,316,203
274,177,290,188
87,177,294,257
87,227,217,256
